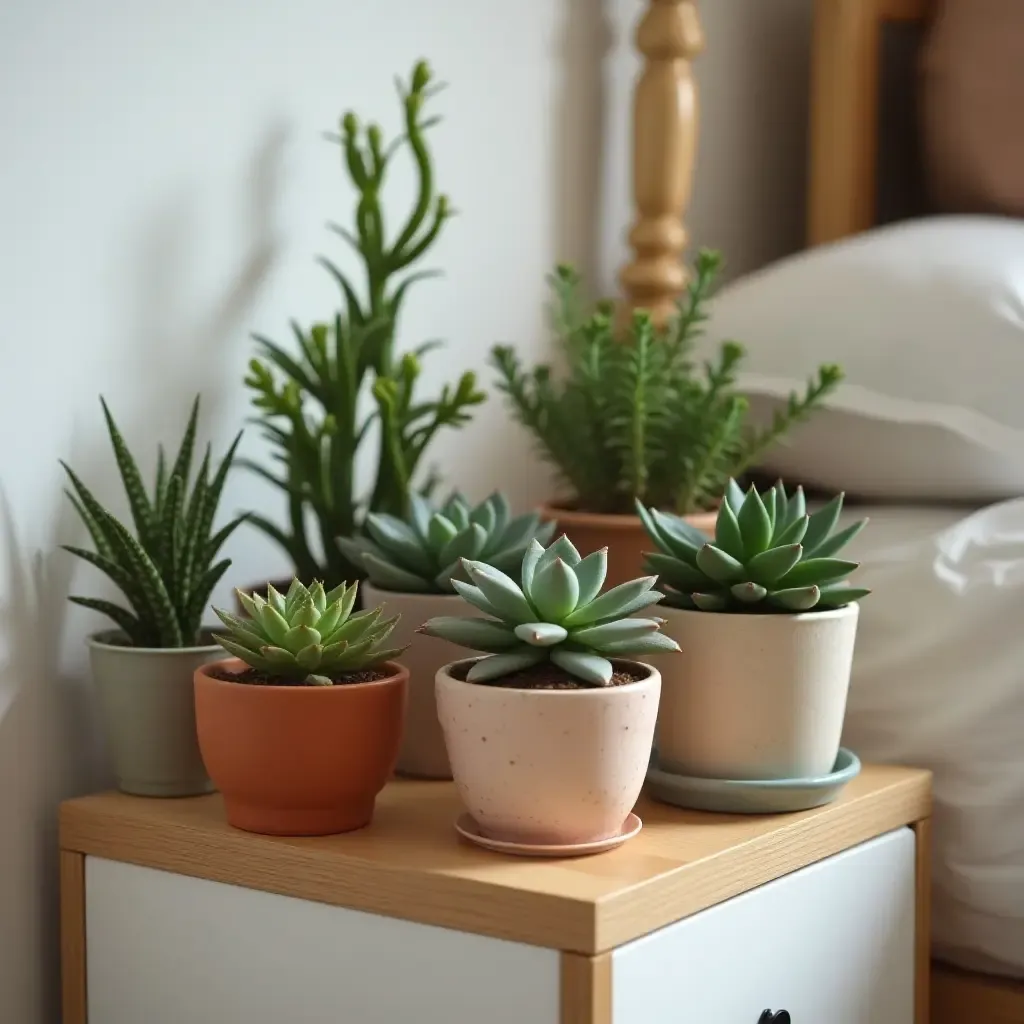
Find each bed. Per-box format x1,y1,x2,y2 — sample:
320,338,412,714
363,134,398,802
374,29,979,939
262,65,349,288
804,4,1024,1020
618,2,1024,1022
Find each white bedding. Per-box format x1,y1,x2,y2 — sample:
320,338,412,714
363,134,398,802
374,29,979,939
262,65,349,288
837,501,1024,979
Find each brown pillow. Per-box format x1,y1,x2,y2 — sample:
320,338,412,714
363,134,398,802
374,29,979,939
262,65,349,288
920,0,1024,216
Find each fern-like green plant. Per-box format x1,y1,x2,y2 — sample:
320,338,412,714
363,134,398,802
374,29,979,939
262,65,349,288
243,60,486,586
62,397,245,648
492,250,842,515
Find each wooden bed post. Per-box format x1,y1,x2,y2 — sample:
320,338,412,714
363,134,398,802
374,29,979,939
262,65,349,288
620,0,704,326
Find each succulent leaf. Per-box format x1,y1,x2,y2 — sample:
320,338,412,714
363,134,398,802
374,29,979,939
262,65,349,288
806,518,867,559
340,493,550,594
714,500,745,561
638,480,870,613
514,622,569,647
572,547,608,606
550,649,612,687
466,650,544,683
696,544,745,585
421,539,677,687
213,579,404,684
731,582,768,603
736,485,772,557
462,560,536,623
529,557,579,620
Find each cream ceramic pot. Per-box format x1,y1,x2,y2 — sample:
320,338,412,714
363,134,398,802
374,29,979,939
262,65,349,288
654,602,860,781
362,584,482,779
435,660,661,845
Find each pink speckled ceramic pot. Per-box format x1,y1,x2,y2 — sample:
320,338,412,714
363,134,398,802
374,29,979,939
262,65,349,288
435,660,661,846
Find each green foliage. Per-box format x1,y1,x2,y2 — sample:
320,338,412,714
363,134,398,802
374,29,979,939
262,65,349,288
339,491,556,594
638,480,871,613
492,250,842,515
244,60,486,586
419,536,680,687
63,397,244,648
213,579,405,686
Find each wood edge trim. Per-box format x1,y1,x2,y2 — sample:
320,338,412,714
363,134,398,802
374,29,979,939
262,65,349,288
597,773,931,952
913,817,931,1024
60,849,87,1024
60,804,597,953
561,952,612,1024
807,0,881,246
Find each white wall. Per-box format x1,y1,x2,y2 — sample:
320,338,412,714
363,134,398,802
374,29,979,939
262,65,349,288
0,1,813,1020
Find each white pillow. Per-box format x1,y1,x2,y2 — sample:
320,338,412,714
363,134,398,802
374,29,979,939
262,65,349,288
704,216,1024,500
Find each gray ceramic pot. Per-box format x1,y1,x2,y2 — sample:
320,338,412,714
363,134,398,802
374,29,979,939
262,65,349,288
88,630,223,797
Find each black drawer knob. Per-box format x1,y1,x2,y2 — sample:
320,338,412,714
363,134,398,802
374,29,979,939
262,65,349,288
759,1013,791,1024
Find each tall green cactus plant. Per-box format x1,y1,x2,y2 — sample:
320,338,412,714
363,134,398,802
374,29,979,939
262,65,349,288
244,60,485,586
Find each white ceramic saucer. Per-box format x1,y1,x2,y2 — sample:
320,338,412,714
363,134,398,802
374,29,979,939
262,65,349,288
454,812,642,858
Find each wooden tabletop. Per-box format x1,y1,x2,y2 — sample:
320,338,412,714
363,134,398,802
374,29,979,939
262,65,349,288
60,764,930,955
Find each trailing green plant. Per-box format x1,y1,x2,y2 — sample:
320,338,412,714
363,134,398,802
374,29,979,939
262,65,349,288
338,491,556,594
62,397,244,648
244,60,485,586
213,579,405,686
638,479,870,613
418,536,680,687
491,250,842,515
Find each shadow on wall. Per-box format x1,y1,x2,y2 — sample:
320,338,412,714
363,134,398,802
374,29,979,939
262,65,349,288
0,491,95,1024
0,123,286,1024
551,0,614,294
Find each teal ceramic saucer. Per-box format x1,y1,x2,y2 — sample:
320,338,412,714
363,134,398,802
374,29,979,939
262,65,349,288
646,747,862,814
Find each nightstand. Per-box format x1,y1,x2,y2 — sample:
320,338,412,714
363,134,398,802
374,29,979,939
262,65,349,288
60,764,930,1023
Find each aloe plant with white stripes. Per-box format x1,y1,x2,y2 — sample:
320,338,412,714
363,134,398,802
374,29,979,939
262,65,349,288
638,479,870,613
418,535,680,687
62,397,245,647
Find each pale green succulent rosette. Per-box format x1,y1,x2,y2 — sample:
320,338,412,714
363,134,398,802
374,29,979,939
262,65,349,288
212,579,405,686
419,536,680,687
638,479,871,613
339,491,556,594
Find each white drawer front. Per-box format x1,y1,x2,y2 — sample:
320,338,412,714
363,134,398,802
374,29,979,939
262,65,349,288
85,857,560,1024
612,827,915,1024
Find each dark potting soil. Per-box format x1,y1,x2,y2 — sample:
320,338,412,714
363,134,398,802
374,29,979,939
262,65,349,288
207,666,392,687
449,660,646,690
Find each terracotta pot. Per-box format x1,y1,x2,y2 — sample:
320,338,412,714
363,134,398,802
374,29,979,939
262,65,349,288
88,630,221,797
653,603,860,781
194,658,408,836
541,504,717,589
362,583,484,780
435,659,661,845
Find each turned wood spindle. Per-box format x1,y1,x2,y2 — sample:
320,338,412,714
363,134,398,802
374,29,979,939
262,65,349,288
620,0,704,327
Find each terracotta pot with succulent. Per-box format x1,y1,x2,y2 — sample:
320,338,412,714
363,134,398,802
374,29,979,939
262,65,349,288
491,251,842,587
241,60,484,600
420,536,680,851
338,491,555,779
638,480,870,782
62,397,244,797
195,580,408,837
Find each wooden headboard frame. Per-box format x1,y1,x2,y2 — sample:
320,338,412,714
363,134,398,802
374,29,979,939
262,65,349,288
620,1,703,326
807,0,933,246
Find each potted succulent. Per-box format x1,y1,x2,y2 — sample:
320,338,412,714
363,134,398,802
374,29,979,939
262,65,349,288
62,397,244,796
491,251,842,587
637,480,870,781
420,536,680,847
242,60,484,595
195,580,408,836
338,491,555,778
